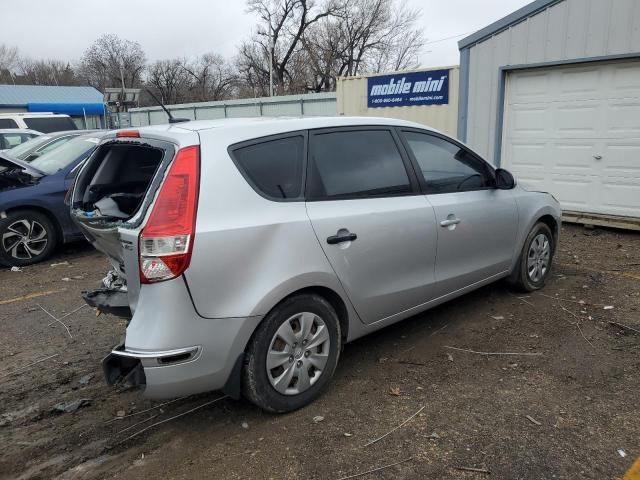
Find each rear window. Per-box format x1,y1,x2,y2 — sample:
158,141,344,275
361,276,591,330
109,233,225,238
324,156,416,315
308,130,411,199
0,119,18,128
232,136,304,200
23,117,77,133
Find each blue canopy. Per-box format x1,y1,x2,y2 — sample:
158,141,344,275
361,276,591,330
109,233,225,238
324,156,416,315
27,102,105,116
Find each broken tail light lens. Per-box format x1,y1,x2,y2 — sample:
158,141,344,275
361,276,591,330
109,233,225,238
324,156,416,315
139,145,200,283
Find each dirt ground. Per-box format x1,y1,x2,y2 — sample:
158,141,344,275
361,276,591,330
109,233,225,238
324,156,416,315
0,223,638,480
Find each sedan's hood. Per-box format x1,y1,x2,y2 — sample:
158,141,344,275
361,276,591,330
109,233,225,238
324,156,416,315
0,153,45,178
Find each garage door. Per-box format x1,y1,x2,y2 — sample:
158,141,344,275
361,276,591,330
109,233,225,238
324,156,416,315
501,60,640,218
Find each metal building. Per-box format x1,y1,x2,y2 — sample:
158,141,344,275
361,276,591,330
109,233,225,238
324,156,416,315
0,85,106,128
458,0,640,227
129,92,337,127
337,66,459,137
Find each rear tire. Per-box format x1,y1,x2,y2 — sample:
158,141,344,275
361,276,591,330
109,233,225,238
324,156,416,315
508,222,554,292
0,210,57,267
242,293,341,413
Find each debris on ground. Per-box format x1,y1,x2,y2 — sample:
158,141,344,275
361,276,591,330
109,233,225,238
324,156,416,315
618,449,627,458
10,266,21,272
343,432,353,437
389,386,401,396
241,421,249,429
78,373,95,386
525,415,542,426
603,305,614,310
52,398,91,414
50,261,69,267
312,416,324,424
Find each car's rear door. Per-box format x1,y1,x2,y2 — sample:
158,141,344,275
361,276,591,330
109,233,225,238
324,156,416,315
398,129,518,296
305,127,438,325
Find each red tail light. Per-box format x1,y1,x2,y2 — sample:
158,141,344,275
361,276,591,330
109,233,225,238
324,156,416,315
139,145,200,284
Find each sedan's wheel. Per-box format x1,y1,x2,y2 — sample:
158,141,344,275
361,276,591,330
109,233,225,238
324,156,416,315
243,294,341,412
509,222,554,292
0,210,57,267
526,233,551,283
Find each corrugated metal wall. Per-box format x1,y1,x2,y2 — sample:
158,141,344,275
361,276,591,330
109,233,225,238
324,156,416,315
336,67,459,136
129,92,336,126
464,0,640,162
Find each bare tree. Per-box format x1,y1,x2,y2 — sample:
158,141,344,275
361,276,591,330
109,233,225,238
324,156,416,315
322,0,424,77
238,0,337,95
181,53,237,102
78,34,146,90
147,58,192,104
0,44,19,83
17,59,80,86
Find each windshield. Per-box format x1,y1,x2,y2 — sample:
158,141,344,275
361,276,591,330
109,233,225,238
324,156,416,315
5,135,53,159
30,136,101,175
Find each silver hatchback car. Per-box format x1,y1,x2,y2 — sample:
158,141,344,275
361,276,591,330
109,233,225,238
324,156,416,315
70,117,561,412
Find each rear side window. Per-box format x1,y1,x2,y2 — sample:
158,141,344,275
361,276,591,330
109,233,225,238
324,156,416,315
0,119,18,128
24,117,77,133
232,136,304,200
308,130,411,199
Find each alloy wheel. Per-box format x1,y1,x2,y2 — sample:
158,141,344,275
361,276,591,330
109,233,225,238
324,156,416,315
266,312,331,396
1,219,48,260
527,233,550,283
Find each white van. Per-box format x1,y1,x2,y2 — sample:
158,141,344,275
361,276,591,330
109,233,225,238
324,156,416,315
0,113,77,133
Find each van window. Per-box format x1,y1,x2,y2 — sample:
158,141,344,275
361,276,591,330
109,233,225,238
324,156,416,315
308,129,411,199
233,136,304,200
0,119,18,128
23,117,77,133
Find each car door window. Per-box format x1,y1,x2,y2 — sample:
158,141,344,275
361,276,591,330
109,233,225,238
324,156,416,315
308,129,411,199
232,135,304,200
402,131,493,194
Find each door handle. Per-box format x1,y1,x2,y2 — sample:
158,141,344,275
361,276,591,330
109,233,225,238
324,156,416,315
440,218,461,227
593,155,602,160
327,232,357,244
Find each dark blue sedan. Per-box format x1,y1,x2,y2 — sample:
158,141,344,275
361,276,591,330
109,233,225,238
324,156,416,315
0,132,108,266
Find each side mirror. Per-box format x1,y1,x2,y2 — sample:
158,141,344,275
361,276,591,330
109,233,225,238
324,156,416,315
495,168,516,190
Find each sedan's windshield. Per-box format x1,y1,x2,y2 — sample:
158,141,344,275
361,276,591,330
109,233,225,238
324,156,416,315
30,136,101,175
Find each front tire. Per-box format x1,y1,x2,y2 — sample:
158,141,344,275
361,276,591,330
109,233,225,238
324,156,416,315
242,293,341,413
0,210,57,267
509,222,554,292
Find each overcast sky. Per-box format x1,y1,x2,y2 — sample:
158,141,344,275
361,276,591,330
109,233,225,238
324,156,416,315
1,0,531,68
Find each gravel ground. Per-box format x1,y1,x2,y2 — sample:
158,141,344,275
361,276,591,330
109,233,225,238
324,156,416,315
0,223,638,480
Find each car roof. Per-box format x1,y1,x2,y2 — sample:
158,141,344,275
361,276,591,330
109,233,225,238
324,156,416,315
136,116,440,136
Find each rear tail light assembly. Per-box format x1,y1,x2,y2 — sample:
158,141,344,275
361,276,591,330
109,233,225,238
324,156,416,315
139,145,200,284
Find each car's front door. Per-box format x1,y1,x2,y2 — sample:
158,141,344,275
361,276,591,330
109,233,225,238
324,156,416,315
399,129,518,296
305,127,439,325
